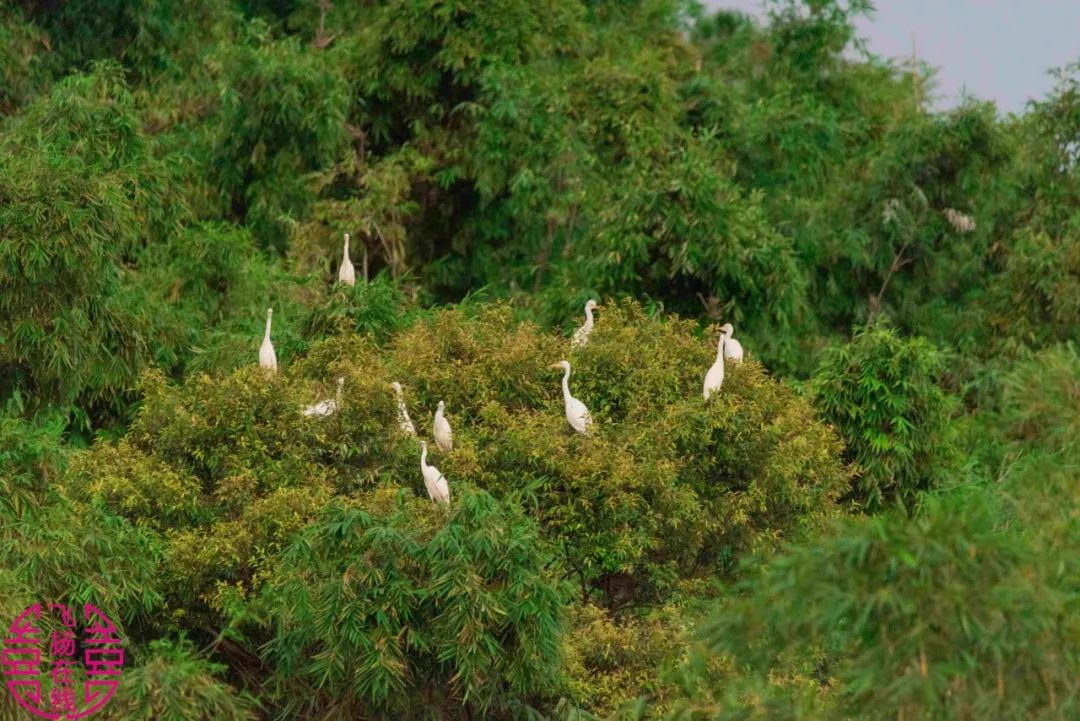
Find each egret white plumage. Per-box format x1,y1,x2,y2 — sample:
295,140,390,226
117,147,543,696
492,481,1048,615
303,377,345,417
259,308,277,372
391,381,417,436
420,441,450,505
720,323,743,362
550,360,592,435
433,400,453,453
571,300,599,350
703,329,727,400
338,233,356,286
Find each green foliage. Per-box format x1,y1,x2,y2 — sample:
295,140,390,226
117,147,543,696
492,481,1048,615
812,323,955,509
213,28,350,251
302,275,417,343
6,1,1080,719
0,63,184,418
991,227,1080,348
667,484,1080,720
563,135,806,365
55,300,849,718
99,638,259,721
0,494,164,625
263,490,565,718
994,344,1080,456
0,408,67,518
0,6,49,114
564,603,688,718
384,301,850,601
972,341,1080,464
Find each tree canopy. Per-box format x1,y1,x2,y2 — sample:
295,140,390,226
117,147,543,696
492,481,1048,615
2,0,1079,719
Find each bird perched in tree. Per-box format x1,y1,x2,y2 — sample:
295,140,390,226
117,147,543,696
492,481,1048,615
259,308,277,373
550,360,592,435
303,377,345,417
338,233,355,286
703,328,729,400
433,400,453,453
391,382,417,436
571,300,600,350
420,441,450,505
720,323,743,362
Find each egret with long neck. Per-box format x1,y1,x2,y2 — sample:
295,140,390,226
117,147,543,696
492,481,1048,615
338,233,355,286
571,300,599,350
720,323,743,362
550,360,592,435
703,328,728,399
420,441,450,505
391,382,416,436
259,308,277,372
433,400,453,452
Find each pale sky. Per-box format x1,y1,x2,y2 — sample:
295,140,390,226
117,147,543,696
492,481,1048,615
703,0,1080,114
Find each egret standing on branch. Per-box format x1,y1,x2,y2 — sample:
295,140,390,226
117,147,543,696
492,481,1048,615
259,308,277,373
420,441,451,505
720,323,743,362
571,300,600,350
703,328,728,400
550,360,592,435
433,400,453,453
303,377,345,417
338,233,355,286
391,382,417,436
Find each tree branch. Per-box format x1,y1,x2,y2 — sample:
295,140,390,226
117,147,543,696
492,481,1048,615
869,238,912,320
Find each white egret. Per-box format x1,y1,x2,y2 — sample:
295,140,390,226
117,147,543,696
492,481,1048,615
338,232,356,286
259,308,277,372
303,377,345,417
550,360,592,435
571,300,599,350
433,400,453,453
720,323,743,362
390,382,417,436
944,208,976,234
420,441,450,505
703,329,727,400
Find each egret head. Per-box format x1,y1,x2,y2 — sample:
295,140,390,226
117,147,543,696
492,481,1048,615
437,400,445,411
266,307,273,318
585,299,598,312
344,232,350,243
549,360,571,371
720,323,734,335
420,440,427,453
391,381,402,392
336,377,345,389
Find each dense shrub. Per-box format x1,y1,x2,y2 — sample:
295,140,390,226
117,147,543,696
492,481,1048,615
0,63,184,418
563,603,688,718
212,29,350,252
385,301,851,602
996,344,1080,455
58,300,849,716
98,638,259,721
0,6,48,114
812,323,955,509
262,490,565,718
68,301,849,609
665,485,1080,721
991,228,1080,349
8,2,1080,719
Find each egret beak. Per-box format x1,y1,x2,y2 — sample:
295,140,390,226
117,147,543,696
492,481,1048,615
548,363,561,369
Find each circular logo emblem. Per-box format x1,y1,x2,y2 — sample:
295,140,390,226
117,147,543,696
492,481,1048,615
2,603,124,719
